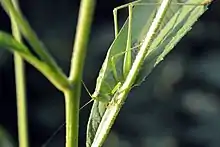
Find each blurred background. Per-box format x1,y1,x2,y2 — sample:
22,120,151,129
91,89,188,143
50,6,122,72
0,0,220,147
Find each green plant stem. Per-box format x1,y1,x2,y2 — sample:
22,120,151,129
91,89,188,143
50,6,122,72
0,0,57,68
0,32,70,91
10,0,29,147
0,0,69,89
65,0,96,147
14,55,29,147
63,89,78,147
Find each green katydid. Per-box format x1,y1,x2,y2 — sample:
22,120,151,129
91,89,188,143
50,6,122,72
87,0,212,147
87,0,206,104
87,0,205,104
41,0,212,146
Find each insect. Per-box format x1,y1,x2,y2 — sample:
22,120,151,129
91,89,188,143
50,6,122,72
87,0,212,146
89,0,212,105
42,0,211,146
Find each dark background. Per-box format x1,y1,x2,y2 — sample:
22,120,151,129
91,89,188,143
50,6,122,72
0,0,220,147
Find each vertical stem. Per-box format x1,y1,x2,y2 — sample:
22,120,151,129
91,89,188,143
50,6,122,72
10,0,29,147
65,0,96,147
64,90,78,147
14,51,29,147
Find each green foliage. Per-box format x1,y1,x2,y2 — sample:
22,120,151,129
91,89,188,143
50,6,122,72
86,0,210,146
1,0,95,146
0,32,30,54
0,126,14,147
0,0,213,147
0,0,70,91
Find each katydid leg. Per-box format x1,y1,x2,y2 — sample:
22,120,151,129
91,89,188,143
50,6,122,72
112,0,141,38
110,41,143,82
123,4,133,79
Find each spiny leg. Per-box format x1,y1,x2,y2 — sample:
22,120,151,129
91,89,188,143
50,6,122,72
113,0,140,38
113,7,118,38
110,41,143,83
112,2,138,82
112,0,206,37
112,0,185,80
123,4,133,79
113,1,159,81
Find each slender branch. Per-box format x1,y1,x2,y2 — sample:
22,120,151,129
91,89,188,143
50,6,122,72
65,0,96,147
0,31,70,91
69,0,96,82
0,0,69,90
10,0,29,147
0,0,57,68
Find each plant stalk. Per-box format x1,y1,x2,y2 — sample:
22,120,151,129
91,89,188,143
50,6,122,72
10,0,29,147
65,0,96,147
0,0,69,91
0,0,58,69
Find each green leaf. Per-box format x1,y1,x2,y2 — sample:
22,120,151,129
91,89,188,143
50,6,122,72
0,0,70,91
0,126,15,147
86,0,162,146
0,31,30,54
87,0,210,146
0,0,60,70
0,31,70,91
135,0,208,84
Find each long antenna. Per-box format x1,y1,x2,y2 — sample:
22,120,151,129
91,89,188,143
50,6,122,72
41,81,94,147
